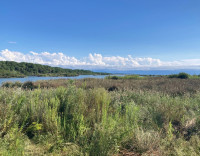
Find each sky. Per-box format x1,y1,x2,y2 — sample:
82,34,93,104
0,0,200,70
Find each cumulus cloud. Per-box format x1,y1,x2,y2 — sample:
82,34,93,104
0,49,200,70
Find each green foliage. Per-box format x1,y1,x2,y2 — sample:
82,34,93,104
22,81,37,90
0,80,200,155
0,125,27,156
0,69,24,78
26,122,43,138
0,61,106,78
168,72,190,79
106,74,144,80
106,75,119,80
2,81,22,88
167,121,174,141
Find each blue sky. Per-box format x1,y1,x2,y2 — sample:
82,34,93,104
0,0,200,70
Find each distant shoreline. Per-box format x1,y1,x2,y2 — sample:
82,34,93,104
0,61,108,78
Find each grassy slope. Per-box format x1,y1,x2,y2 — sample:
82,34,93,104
0,78,200,155
0,61,107,78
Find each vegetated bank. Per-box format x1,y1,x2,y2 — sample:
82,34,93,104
0,61,107,78
1,73,200,155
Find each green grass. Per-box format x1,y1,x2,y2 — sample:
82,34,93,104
105,74,145,80
0,79,200,155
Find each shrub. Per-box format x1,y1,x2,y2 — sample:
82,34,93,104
106,75,119,80
1,81,22,88
22,81,37,90
169,72,190,79
1,82,13,88
177,72,190,79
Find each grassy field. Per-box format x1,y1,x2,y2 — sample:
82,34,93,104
1,76,200,155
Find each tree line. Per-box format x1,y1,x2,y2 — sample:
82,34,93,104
0,61,106,78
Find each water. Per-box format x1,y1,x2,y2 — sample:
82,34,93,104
94,69,200,75
0,75,109,86
1,69,200,86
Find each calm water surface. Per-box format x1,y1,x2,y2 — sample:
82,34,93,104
0,75,109,86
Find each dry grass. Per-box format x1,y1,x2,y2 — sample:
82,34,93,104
33,77,200,96
1,77,200,155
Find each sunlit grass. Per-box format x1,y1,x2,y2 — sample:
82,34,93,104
0,79,200,155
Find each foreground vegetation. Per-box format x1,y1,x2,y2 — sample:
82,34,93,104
1,77,200,155
0,61,106,78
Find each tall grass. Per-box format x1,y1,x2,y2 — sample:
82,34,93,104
0,81,200,155
105,74,145,80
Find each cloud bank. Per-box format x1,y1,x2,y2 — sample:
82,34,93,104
0,49,200,70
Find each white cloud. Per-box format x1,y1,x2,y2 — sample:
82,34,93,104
0,49,200,70
8,41,17,44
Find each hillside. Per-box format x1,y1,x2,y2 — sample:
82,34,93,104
0,61,106,78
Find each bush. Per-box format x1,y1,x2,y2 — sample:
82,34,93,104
177,72,190,79
22,81,37,90
106,75,119,80
1,81,22,88
1,82,13,88
168,72,190,79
